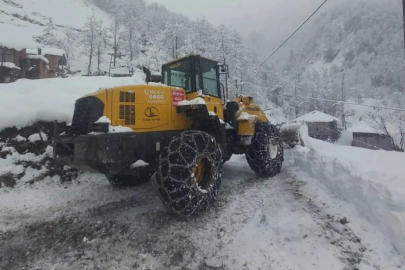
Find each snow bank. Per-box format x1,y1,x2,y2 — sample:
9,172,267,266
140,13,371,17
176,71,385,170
0,76,146,131
28,132,48,142
289,124,405,255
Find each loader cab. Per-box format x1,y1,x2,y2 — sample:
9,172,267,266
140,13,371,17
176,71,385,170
162,55,225,100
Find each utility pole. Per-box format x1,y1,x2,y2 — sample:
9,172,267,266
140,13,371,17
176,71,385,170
341,73,346,130
403,0,405,52
175,36,178,58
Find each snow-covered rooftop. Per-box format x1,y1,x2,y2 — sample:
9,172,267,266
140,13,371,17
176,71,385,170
0,27,37,51
294,110,339,123
1,62,21,70
347,121,382,134
41,48,66,57
26,54,49,64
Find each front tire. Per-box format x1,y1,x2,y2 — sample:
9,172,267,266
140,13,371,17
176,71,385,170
246,122,284,178
156,130,223,216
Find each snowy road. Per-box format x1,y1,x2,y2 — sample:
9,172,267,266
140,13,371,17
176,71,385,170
0,153,403,270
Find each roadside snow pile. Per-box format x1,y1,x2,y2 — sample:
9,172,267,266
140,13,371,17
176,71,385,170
0,122,78,188
289,124,405,255
279,122,302,148
0,76,145,131
28,132,48,142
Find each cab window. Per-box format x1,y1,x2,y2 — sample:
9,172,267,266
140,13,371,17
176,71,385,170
201,59,220,97
162,60,192,93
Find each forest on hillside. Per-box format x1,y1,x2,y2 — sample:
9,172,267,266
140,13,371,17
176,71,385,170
34,0,277,108
32,0,404,149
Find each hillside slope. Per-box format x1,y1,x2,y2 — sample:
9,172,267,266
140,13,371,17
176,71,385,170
0,0,111,69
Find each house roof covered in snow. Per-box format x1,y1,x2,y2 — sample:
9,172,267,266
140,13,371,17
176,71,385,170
294,110,339,123
0,24,38,51
40,48,66,57
347,121,382,134
26,54,50,64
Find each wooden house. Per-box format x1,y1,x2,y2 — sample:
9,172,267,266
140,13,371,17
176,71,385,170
0,46,67,82
347,122,394,151
294,111,340,142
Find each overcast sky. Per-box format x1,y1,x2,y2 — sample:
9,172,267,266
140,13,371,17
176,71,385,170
145,0,283,27
144,0,325,37
144,0,328,60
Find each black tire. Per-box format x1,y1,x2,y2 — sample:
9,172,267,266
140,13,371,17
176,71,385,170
106,167,152,187
246,122,284,178
155,130,223,216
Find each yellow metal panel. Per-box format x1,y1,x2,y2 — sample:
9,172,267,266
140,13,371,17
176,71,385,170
171,88,189,129
234,95,269,136
237,120,255,136
85,85,193,133
186,92,224,120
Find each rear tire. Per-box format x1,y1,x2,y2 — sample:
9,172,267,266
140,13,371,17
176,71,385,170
246,122,284,178
106,167,152,187
155,130,223,216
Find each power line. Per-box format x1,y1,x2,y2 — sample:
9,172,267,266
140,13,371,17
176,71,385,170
253,0,329,72
282,94,405,112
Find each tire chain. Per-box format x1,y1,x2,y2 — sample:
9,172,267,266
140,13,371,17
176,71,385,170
246,122,284,178
155,130,223,216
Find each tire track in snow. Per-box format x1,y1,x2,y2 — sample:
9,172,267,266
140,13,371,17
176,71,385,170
0,155,371,270
284,171,370,270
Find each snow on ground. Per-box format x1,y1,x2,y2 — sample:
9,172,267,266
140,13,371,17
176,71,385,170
289,124,405,257
0,75,146,130
0,154,403,269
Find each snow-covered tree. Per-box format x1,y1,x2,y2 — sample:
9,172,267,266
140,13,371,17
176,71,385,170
82,13,99,74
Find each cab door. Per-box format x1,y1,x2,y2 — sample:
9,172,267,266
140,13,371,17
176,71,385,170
197,57,224,120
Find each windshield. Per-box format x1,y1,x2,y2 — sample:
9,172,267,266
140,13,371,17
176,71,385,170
162,59,192,93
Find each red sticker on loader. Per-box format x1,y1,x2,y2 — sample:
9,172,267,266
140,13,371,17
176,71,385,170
172,90,185,106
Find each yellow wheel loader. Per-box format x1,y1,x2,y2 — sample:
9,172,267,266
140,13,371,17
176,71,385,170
54,54,284,216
